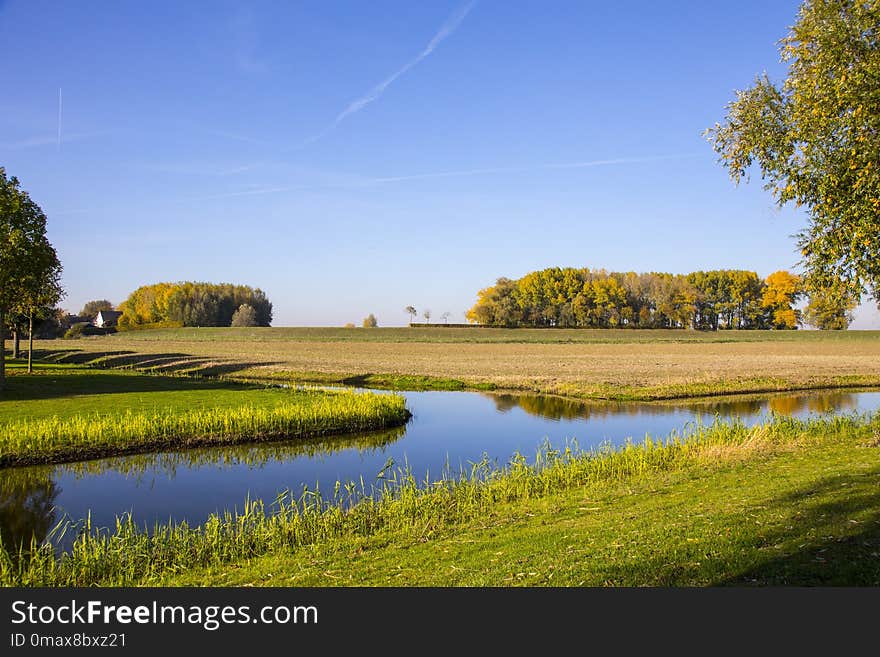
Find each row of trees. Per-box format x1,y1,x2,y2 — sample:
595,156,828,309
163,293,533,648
118,282,272,328
1,168,64,386
466,267,852,330
404,306,453,324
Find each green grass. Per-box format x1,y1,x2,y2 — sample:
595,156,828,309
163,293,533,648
554,375,880,402
0,362,293,422
233,370,498,392
236,370,880,400
0,361,409,466
108,326,880,344
3,412,878,586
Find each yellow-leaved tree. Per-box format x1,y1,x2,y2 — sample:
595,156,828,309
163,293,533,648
761,270,802,329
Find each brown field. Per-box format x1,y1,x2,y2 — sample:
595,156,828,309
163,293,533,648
29,327,880,400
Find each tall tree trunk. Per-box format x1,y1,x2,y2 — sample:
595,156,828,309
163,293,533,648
28,312,34,374
13,326,20,359
0,307,5,391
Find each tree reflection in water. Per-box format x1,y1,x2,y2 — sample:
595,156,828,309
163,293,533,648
0,425,407,547
0,390,868,549
487,391,860,421
0,467,59,553
52,423,407,482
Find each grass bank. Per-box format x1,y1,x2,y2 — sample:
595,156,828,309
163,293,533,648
32,327,880,401
0,361,409,467
3,412,878,586
237,370,880,401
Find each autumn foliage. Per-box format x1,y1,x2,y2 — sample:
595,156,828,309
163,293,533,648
707,0,880,301
467,267,803,329
118,282,272,329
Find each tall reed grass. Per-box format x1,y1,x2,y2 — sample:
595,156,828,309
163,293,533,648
0,391,409,467
2,412,874,586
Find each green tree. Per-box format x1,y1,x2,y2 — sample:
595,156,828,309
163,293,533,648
4,313,25,359
230,304,258,327
15,246,63,372
803,285,859,329
80,299,114,321
0,169,64,388
362,313,378,328
466,278,520,327
405,306,417,324
119,282,272,328
707,0,880,303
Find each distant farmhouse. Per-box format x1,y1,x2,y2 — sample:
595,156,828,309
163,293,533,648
94,310,122,328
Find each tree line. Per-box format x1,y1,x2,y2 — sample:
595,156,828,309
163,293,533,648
118,282,272,329
466,267,851,330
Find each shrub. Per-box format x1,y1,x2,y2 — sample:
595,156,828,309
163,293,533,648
63,322,111,339
115,320,183,332
230,304,258,327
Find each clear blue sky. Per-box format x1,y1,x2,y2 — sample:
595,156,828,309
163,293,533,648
2,0,878,327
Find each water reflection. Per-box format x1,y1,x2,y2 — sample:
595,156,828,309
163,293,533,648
0,469,59,551
767,393,858,415
57,424,407,481
1,425,406,551
487,391,862,421
1,388,877,549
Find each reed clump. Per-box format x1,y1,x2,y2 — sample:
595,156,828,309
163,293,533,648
0,390,409,467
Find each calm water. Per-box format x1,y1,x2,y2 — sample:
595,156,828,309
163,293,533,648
2,389,879,547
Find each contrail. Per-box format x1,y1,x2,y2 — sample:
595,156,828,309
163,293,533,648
303,1,475,145
51,152,699,211
369,154,702,184
57,88,62,151
172,153,700,202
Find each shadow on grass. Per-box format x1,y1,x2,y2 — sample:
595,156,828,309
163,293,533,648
2,349,282,401
39,349,135,365
718,464,880,586
27,348,277,377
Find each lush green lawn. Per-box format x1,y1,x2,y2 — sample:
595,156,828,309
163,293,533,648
0,360,409,466
0,361,300,422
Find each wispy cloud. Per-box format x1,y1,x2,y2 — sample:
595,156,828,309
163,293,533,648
53,153,699,213
0,130,105,151
368,153,702,184
174,153,700,202
203,128,276,147
216,163,265,176
230,7,269,75
148,161,266,177
303,1,476,145
57,88,62,150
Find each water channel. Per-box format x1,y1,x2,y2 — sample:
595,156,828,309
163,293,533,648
2,388,878,548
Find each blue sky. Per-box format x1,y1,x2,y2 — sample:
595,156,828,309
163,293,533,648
2,0,878,327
